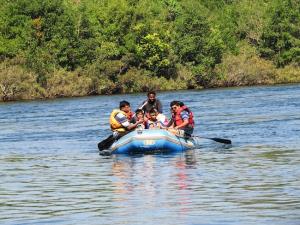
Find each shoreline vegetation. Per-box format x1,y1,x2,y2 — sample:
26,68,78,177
1,0,299,102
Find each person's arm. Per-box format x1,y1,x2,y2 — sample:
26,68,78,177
116,113,140,131
117,113,144,131
174,119,189,129
140,100,148,111
130,117,136,124
156,99,163,113
165,118,174,128
126,119,143,130
174,111,189,129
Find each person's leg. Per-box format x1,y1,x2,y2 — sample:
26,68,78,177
183,127,193,138
115,131,130,140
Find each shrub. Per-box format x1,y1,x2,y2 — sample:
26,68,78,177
215,43,276,86
117,67,186,93
0,59,43,101
275,65,300,83
45,69,92,98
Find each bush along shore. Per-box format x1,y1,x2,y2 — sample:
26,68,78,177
1,0,299,102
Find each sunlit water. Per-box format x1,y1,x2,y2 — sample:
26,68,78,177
1,84,300,225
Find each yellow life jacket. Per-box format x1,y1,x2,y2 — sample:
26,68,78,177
109,109,127,132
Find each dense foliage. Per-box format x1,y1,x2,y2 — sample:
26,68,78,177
0,0,299,101
259,0,300,67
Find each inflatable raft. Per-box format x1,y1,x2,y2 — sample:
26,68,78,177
109,129,196,154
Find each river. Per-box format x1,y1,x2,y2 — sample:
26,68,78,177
0,84,299,225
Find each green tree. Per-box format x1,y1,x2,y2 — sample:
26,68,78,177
0,0,32,58
136,33,172,75
173,1,224,86
259,0,300,67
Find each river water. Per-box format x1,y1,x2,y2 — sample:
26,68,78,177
1,84,300,225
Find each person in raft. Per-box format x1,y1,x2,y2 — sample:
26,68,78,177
130,109,147,129
141,91,163,114
166,101,195,138
98,101,143,151
146,108,169,129
110,100,144,136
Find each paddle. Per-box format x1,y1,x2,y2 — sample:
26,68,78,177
192,135,232,145
169,128,232,145
98,134,116,151
98,101,148,153
132,100,148,117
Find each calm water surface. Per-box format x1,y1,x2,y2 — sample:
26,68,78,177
1,84,300,225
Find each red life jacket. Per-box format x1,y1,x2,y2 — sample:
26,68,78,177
172,106,195,128
126,111,134,120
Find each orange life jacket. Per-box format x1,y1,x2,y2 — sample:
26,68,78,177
172,106,195,128
110,109,134,132
126,111,134,120
109,110,126,132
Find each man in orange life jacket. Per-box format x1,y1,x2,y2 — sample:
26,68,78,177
98,101,143,151
167,100,194,137
110,100,143,136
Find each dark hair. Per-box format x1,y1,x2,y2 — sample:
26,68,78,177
149,108,157,115
170,100,184,107
119,100,130,109
147,91,156,96
135,109,144,114
178,101,184,107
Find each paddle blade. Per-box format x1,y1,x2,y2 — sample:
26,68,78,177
98,135,115,151
210,138,232,145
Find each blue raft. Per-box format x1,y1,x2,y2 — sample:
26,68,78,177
109,129,196,154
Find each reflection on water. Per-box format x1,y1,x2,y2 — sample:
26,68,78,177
1,84,300,224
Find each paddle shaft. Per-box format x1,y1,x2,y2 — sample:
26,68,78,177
132,100,148,117
192,135,232,144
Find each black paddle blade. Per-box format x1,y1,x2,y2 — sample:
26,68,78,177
210,138,232,145
98,135,115,151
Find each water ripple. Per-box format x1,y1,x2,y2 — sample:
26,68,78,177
1,85,300,224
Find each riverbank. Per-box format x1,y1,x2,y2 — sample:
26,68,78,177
1,55,299,102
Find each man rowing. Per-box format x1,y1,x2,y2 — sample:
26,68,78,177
98,100,143,151
166,101,195,138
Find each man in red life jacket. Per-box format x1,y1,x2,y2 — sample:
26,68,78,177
167,100,194,137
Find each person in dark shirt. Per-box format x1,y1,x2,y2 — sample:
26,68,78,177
141,91,163,114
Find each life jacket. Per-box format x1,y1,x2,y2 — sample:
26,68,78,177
146,119,158,129
172,106,194,128
109,109,129,132
126,111,134,121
